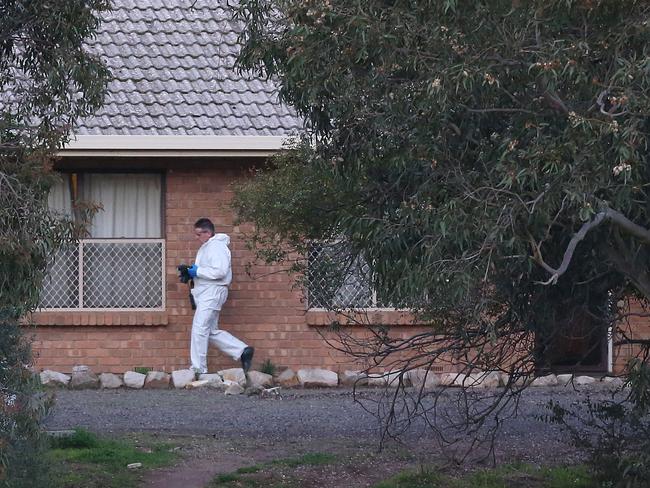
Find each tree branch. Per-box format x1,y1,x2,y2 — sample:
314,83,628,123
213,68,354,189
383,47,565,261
531,208,650,285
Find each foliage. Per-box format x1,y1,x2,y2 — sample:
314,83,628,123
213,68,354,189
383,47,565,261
0,1,110,486
231,0,650,455
0,0,110,147
547,360,650,487
0,321,51,488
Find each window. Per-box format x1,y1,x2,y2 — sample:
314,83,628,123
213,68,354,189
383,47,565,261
40,173,165,311
306,241,390,310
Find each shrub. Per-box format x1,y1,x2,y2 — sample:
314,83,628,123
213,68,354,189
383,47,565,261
0,320,53,488
260,359,277,376
546,360,650,488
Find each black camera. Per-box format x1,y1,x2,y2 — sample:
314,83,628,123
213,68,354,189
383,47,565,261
177,264,196,310
177,264,192,284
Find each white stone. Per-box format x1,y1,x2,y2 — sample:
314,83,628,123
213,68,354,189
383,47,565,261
366,374,387,387
222,379,238,387
70,365,99,389
99,373,123,389
40,370,71,387
123,371,146,389
575,375,596,386
225,383,245,395
407,369,440,391
218,368,246,386
386,370,410,387
260,387,281,398
439,372,462,386
467,371,501,388
557,374,573,386
247,371,273,388
366,371,409,387
340,370,368,386
187,380,210,389
171,369,196,389
199,373,225,389
297,368,338,388
452,373,468,387
602,376,624,388
531,374,558,387
276,368,299,387
144,371,170,389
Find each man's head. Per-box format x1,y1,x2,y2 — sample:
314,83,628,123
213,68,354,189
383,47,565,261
194,218,215,244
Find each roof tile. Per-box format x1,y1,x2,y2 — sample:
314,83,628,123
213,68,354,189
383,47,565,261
76,1,302,136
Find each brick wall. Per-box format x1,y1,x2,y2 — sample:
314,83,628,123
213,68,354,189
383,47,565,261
612,301,650,375
29,162,650,375
29,163,432,374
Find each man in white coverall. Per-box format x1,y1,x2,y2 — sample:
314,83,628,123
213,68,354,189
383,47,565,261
186,218,254,374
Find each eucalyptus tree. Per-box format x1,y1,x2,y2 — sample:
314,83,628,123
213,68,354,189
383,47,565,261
0,2,109,485
231,0,650,477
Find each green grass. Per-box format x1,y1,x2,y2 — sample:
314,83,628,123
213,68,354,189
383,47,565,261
214,473,241,483
259,359,277,376
376,463,594,488
271,452,337,467
47,428,177,488
208,452,337,487
374,467,443,488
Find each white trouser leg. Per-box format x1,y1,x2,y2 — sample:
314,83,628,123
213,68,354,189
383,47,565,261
208,314,248,361
190,287,248,371
190,304,216,374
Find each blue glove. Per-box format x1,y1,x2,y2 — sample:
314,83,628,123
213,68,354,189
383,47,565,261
187,264,198,279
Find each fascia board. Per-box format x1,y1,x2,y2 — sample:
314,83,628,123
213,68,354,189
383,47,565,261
58,135,294,157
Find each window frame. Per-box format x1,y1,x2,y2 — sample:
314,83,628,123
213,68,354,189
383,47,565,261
40,170,167,311
305,240,397,312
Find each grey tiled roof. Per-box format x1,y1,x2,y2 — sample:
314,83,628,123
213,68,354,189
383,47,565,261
77,0,303,136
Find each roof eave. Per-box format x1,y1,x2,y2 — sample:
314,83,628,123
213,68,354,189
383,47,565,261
58,135,294,158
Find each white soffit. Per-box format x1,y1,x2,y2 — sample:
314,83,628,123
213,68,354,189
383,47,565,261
58,135,293,157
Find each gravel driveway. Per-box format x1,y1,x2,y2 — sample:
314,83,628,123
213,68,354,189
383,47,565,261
44,385,619,458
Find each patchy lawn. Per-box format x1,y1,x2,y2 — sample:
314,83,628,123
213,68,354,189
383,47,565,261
46,429,595,488
47,428,178,488
206,452,594,488
376,463,593,488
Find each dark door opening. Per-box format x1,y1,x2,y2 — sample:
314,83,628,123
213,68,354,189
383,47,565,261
536,305,608,374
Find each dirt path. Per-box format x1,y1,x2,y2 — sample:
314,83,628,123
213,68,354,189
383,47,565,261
139,436,421,488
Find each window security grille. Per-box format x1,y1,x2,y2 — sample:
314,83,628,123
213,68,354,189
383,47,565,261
307,242,389,309
39,239,165,310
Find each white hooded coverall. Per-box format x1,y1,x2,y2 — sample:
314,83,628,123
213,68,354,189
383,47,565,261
190,233,248,373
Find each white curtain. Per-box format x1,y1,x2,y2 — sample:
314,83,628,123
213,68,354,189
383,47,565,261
83,173,162,238
47,175,73,217
42,176,77,308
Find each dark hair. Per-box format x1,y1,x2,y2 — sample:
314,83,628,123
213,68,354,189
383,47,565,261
194,218,215,234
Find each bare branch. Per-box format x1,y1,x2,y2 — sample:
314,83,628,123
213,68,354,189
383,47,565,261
531,207,650,285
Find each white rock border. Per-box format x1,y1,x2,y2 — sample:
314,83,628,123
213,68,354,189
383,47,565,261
36,366,626,395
